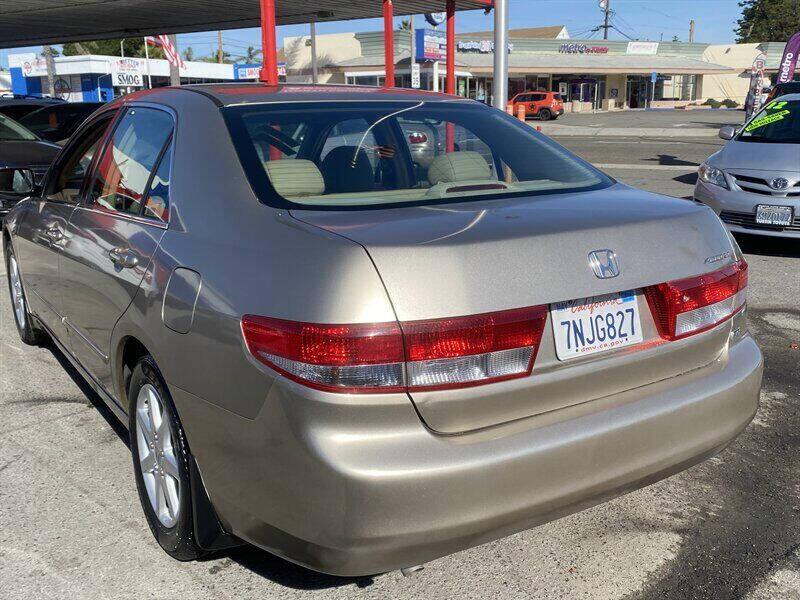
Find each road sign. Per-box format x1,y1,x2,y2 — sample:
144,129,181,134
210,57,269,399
650,71,658,83
411,63,421,89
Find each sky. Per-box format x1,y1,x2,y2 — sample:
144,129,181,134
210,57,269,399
1,0,744,68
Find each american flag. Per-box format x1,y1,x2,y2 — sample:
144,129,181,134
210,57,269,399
145,35,186,69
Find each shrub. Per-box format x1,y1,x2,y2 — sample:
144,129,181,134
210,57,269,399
721,99,739,109
703,98,722,108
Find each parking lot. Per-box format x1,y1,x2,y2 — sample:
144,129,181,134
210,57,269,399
1,115,799,599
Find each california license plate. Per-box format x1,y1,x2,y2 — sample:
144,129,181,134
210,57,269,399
755,204,793,226
551,290,644,360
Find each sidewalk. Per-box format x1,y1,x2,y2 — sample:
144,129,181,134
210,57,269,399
536,123,720,137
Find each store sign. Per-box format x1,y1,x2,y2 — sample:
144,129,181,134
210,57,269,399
9,53,49,77
113,58,145,87
53,77,72,99
627,41,659,55
559,43,608,54
235,63,287,79
411,63,421,89
457,39,513,53
416,28,446,61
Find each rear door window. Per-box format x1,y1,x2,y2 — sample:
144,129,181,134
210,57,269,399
87,107,173,216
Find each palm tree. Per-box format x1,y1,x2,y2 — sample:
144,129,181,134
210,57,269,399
236,46,262,63
182,46,195,61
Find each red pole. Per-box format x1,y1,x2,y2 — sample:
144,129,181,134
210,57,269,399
259,0,278,85
383,0,394,87
445,0,456,152
446,0,455,95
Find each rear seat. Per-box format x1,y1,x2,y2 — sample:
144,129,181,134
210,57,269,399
264,159,325,198
428,151,495,185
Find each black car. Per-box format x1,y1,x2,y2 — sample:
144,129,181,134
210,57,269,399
0,112,60,217
0,95,65,121
19,102,104,144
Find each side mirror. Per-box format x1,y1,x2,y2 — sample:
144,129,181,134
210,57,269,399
0,168,36,195
718,125,737,141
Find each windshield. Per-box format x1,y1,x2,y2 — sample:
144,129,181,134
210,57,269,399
739,98,800,143
0,112,39,141
223,101,611,209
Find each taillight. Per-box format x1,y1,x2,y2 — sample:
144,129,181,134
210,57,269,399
644,259,748,341
408,131,428,144
240,316,405,393
242,306,548,393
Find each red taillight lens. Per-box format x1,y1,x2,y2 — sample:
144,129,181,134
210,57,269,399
408,131,428,144
241,306,548,393
644,259,748,341
241,316,405,392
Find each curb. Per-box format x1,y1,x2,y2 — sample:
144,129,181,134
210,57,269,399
535,125,721,137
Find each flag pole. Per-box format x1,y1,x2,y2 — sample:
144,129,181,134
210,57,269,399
144,37,152,89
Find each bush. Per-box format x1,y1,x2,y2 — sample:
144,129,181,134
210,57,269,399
703,98,722,108
721,99,739,108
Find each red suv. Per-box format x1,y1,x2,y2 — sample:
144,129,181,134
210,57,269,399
510,91,564,121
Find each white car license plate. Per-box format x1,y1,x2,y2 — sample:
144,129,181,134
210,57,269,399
550,290,644,360
755,204,793,226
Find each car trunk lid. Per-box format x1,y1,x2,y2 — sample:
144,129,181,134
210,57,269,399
291,184,739,433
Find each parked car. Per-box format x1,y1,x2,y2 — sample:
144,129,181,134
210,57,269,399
19,102,104,144
510,91,564,120
0,94,65,121
0,113,60,217
2,84,762,577
695,93,799,238
764,80,800,103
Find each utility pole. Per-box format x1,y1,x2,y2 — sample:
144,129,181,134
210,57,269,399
602,0,610,40
689,20,695,43
42,45,56,97
491,0,508,109
168,34,180,86
217,31,224,63
310,22,318,83
120,39,125,57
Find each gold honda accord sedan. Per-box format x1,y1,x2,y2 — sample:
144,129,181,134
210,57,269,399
2,84,762,576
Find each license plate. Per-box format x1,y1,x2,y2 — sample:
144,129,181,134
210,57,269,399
550,290,644,360
755,204,793,226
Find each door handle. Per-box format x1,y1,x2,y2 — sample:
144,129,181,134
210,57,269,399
45,226,63,241
108,247,139,269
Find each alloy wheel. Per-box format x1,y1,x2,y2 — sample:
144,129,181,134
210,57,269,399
135,384,182,528
8,254,26,330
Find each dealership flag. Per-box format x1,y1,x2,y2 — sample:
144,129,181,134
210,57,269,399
145,35,186,69
777,31,800,84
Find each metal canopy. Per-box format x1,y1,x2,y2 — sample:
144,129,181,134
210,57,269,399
0,0,492,49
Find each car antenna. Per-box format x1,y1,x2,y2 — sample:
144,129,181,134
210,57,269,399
350,100,425,168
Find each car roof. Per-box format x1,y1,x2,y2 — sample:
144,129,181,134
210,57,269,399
119,83,470,108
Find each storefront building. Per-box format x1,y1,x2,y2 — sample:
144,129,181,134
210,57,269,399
284,26,743,109
7,53,286,101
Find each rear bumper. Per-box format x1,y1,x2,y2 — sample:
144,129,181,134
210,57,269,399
173,334,762,576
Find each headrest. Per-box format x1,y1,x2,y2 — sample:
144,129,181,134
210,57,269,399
265,159,325,197
428,151,493,185
320,146,375,194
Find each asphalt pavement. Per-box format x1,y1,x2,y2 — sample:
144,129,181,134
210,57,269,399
1,117,799,600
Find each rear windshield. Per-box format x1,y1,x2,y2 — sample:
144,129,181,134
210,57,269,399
223,100,611,209
739,99,800,143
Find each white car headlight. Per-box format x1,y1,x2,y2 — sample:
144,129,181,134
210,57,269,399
698,163,728,189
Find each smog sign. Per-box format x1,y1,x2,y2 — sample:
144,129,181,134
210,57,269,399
113,58,145,87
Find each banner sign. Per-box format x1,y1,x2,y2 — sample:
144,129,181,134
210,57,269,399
416,28,446,61
746,52,767,119
777,31,800,84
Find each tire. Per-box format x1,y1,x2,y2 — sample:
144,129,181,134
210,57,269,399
538,108,552,121
5,242,44,345
129,356,205,561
